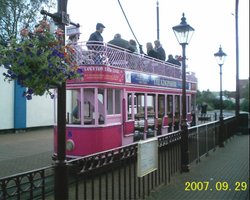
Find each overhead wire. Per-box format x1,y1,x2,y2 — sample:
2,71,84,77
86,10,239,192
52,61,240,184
117,0,144,54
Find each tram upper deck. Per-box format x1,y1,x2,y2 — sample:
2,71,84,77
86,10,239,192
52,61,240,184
68,41,197,85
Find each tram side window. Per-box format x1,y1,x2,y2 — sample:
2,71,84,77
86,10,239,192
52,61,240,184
84,88,95,125
115,89,121,114
158,95,165,118
135,93,145,119
147,95,155,130
147,95,155,116
175,95,180,118
107,89,113,114
107,89,121,115
98,89,105,124
187,96,191,113
66,89,81,124
127,93,132,120
167,95,173,125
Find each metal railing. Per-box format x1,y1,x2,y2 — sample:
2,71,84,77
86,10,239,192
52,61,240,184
0,166,54,200
0,117,236,200
69,41,197,83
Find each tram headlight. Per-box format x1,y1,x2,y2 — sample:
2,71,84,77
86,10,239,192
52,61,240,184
66,139,75,151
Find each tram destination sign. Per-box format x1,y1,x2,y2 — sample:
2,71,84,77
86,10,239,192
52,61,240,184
68,66,124,84
125,71,190,90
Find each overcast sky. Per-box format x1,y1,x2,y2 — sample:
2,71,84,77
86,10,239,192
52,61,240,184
67,0,249,91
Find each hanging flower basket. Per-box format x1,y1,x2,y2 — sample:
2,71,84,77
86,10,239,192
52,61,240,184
0,19,82,100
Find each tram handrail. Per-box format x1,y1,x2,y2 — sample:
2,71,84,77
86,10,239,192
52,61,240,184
69,41,197,83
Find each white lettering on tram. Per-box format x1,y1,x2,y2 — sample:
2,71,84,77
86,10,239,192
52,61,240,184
83,66,121,74
84,66,104,71
154,79,177,87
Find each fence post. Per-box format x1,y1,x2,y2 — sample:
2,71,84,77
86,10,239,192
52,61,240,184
196,127,200,163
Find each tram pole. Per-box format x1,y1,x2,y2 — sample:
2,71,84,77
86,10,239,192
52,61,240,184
156,0,160,40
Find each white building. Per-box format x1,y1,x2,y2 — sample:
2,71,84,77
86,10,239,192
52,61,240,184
0,66,54,131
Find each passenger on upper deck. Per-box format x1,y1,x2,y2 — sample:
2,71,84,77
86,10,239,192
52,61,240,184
154,40,166,61
128,39,138,53
87,23,105,50
66,26,84,66
166,54,180,66
175,55,181,66
108,33,130,50
146,42,159,59
87,23,106,64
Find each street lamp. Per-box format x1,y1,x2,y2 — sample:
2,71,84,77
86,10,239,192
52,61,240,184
214,45,227,147
172,13,194,172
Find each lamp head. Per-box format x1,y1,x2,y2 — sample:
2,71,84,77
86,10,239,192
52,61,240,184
172,13,195,45
214,45,227,65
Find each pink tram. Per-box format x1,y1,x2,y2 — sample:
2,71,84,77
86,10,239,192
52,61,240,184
53,42,198,158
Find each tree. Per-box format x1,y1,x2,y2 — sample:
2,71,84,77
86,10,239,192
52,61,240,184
196,89,216,110
240,80,249,112
0,0,55,41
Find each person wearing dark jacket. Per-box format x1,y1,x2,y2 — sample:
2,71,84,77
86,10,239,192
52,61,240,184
108,33,130,50
146,42,159,59
154,40,166,61
87,23,105,64
87,23,105,50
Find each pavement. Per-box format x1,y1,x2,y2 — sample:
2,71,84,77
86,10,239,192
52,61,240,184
146,134,249,200
0,128,54,177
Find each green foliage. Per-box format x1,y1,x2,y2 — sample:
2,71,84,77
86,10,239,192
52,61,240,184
0,0,55,41
196,89,237,111
241,81,249,99
196,89,217,110
240,99,249,112
0,19,82,100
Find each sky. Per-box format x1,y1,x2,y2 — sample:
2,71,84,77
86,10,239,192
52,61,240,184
66,0,249,92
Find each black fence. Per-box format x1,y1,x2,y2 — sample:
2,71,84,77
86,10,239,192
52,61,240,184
0,116,237,200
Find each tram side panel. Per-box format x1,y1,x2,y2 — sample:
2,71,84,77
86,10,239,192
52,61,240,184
54,125,122,157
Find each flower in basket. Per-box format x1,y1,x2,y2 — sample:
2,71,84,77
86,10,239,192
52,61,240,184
0,19,83,100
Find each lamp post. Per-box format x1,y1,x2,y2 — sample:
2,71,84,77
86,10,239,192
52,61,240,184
214,46,227,147
156,1,160,40
172,13,194,172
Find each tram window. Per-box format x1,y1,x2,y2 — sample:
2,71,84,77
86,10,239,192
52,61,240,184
127,93,132,120
158,95,165,118
167,95,173,114
107,89,113,114
187,96,191,113
98,89,105,124
66,89,81,124
147,95,155,116
135,93,145,118
175,95,180,114
84,88,95,125
115,89,121,114
167,95,173,128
